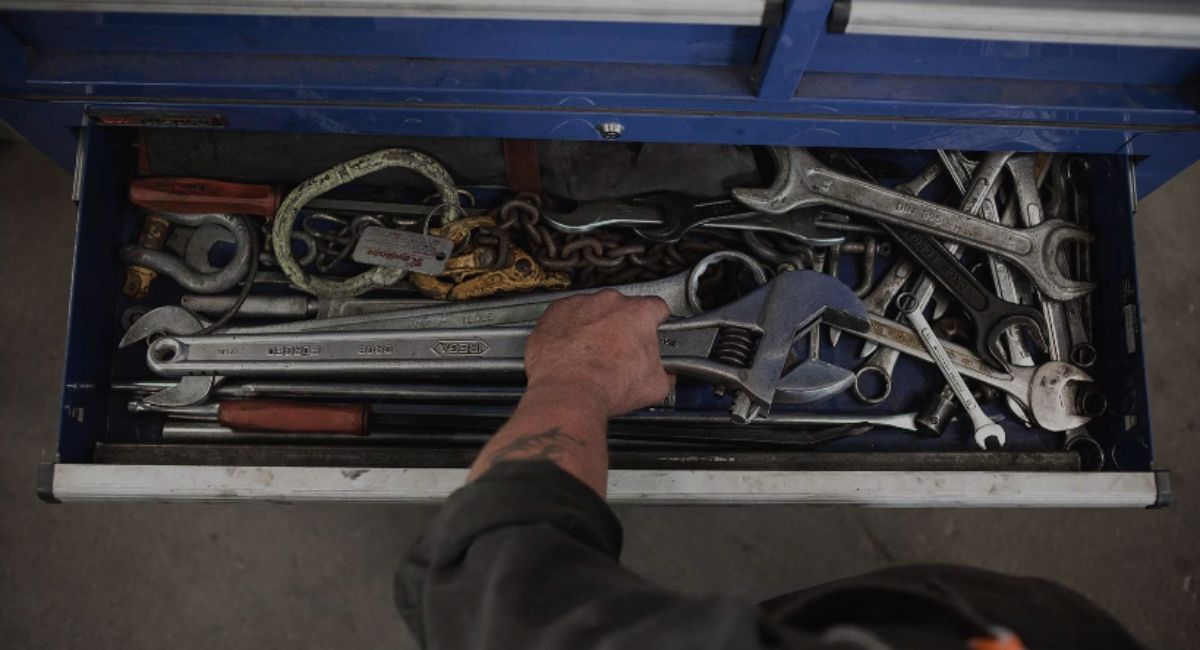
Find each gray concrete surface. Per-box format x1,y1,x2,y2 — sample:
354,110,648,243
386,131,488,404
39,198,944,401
0,139,1197,648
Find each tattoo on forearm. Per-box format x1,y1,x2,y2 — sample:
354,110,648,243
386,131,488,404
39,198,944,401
484,427,585,466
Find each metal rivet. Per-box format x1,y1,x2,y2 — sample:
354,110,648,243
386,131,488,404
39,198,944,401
597,121,624,140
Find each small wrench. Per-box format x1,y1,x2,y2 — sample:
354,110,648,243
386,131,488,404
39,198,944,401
897,292,1005,449
855,315,1097,432
732,147,1096,301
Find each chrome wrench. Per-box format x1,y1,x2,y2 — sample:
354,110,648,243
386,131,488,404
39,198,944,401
853,153,1040,403
896,292,1005,449
855,315,1098,432
845,160,943,359
124,253,768,341
132,271,872,418
733,147,1096,301
1008,154,1071,362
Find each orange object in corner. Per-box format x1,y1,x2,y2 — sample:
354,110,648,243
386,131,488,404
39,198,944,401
968,629,1026,650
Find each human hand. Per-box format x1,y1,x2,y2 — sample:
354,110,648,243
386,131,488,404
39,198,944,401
524,290,672,418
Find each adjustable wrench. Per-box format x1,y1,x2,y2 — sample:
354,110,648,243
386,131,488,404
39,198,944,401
896,292,1005,449
732,147,1096,301
129,271,872,419
855,315,1098,432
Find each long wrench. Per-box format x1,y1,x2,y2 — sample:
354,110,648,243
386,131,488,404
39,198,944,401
853,153,1032,403
897,292,1005,449
1007,154,1070,362
732,147,1096,301
840,160,942,358
123,253,766,343
134,272,872,419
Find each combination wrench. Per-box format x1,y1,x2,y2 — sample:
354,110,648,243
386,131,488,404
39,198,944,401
854,315,1099,433
124,252,769,340
127,271,872,420
852,153,1045,404
896,292,1005,449
732,147,1096,302
1007,154,1071,362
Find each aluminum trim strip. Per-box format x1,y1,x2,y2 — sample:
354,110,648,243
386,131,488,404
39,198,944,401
49,464,1161,507
0,1,777,26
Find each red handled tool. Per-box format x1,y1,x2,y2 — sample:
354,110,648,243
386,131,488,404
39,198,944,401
130,177,283,217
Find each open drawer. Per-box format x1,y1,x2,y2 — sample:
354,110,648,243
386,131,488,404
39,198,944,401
36,122,1167,506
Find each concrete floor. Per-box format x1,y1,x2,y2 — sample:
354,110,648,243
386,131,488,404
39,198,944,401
1,138,1197,649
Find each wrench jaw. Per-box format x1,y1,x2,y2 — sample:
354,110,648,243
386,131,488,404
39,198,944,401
682,270,871,423
731,147,824,215
1027,362,1100,432
118,306,206,348
981,311,1049,372
139,375,219,407
1034,220,1098,302
974,422,1007,450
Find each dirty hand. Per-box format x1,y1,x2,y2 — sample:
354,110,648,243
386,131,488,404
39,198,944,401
525,290,672,418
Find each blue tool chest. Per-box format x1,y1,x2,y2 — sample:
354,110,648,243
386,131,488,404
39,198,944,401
3,2,1196,505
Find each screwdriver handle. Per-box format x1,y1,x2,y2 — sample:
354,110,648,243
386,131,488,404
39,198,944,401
217,400,368,435
130,177,282,218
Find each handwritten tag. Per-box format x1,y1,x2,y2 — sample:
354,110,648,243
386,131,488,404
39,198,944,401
351,227,453,274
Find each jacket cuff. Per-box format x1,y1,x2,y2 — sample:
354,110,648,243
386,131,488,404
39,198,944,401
423,461,623,564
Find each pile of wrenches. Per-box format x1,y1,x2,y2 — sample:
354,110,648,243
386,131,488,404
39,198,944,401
116,146,1105,465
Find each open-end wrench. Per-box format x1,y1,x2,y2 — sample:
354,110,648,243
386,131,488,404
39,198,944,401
852,152,1045,403
896,292,1005,449
128,271,871,419
854,315,1099,432
1063,157,1098,368
1007,154,1071,362
843,160,943,358
881,222,1047,369
732,147,1096,302
939,153,1039,424
941,151,1037,366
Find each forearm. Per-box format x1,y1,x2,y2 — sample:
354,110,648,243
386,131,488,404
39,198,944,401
467,380,611,496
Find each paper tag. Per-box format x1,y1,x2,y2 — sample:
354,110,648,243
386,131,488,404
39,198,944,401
351,226,453,274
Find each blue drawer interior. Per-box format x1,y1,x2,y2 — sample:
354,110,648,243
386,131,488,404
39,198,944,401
56,125,1154,472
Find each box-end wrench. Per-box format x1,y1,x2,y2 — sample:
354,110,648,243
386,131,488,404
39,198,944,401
128,271,872,419
896,292,1005,449
732,147,1096,302
855,315,1099,433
